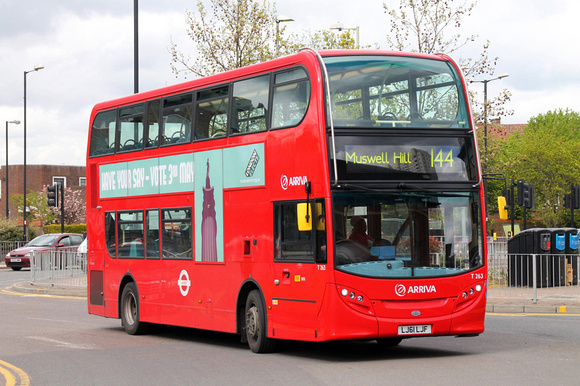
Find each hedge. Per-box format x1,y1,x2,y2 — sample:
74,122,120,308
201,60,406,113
44,224,87,235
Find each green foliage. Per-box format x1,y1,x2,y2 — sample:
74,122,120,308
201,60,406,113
44,224,86,235
383,0,512,125
489,109,580,227
10,185,86,227
170,0,283,77
298,29,361,50
11,189,57,226
0,219,24,241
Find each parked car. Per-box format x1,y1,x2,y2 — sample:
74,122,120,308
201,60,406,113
5,233,84,271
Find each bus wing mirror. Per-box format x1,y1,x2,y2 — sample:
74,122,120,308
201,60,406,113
297,203,312,232
297,203,325,232
498,196,508,220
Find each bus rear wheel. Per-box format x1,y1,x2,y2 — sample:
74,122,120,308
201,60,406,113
245,290,276,353
121,282,149,335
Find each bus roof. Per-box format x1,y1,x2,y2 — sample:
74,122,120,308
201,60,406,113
90,49,458,115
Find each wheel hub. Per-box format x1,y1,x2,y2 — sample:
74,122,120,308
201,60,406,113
246,306,259,338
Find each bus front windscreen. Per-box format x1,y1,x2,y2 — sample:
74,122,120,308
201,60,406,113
323,55,470,129
332,191,483,278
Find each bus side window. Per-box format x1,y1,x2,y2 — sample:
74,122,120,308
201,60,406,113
195,86,229,140
89,110,117,156
105,212,116,258
146,209,160,259
117,211,145,259
145,100,161,148
118,104,145,152
231,75,269,134
161,208,193,260
163,94,192,145
274,200,325,263
271,67,310,129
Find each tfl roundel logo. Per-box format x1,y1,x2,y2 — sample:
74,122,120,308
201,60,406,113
395,284,406,297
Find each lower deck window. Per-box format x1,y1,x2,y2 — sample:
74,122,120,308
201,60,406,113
274,200,326,263
161,208,193,259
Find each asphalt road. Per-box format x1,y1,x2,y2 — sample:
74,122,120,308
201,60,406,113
1,269,580,385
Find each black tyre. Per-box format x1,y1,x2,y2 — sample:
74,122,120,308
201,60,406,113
120,282,149,335
245,290,276,353
376,337,403,347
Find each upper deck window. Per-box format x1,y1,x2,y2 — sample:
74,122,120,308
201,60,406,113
163,94,192,145
271,67,310,129
323,55,469,129
145,100,161,148
119,104,145,152
195,85,229,139
89,110,117,156
231,75,269,134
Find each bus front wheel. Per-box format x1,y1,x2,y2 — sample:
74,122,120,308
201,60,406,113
245,290,276,353
121,282,149,335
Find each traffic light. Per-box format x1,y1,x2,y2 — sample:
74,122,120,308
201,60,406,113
517,180,524,206
47,184,59,207
574,185,580,210
517,180,534,209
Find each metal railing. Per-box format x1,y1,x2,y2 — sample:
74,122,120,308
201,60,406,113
487,239,580,302
19,239,580,300
0,241,27,264
30,249,87,287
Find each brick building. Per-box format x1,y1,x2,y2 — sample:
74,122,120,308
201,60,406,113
0,164,86,220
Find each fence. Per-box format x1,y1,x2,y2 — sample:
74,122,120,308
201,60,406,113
14,239,580,300
487,238,580,302
30,249,87,287
0,241,27,264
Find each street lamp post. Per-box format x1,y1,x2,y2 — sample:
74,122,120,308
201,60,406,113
275,15,293,56
134,0,139,94
469,73,509,223
329,22,360,48
5,120,20,219
23,64,44,241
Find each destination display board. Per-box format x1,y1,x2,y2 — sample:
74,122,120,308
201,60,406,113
332,135,477,182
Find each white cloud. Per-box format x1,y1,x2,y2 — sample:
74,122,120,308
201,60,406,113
2,0,580,166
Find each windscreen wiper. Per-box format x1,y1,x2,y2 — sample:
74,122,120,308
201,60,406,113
397,182,430,192
335,183,377,192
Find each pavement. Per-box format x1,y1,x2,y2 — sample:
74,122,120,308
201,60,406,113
2,262,580,314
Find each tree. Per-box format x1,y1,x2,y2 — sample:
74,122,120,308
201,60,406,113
299,29,359,50
10,186,86,227
170,0,287,78
490,109,580,226
11,189,57,226
383,0,512,124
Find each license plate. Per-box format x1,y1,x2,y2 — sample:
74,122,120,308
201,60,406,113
398,324,432,335
11,258,21,262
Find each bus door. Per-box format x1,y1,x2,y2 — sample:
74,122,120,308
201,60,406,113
271,199,327,341
87,209,110,316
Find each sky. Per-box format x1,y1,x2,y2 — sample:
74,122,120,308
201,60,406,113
1,0,579,166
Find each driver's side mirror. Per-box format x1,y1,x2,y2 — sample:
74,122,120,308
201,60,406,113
297,203,325,232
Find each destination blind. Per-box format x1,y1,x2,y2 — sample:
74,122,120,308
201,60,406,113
333,136,476,181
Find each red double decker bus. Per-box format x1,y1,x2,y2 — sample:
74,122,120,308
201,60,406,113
86,49,487,352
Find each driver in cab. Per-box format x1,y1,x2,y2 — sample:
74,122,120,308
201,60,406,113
349,216,373,248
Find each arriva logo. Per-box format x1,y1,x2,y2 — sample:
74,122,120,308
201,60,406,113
280,174,308,190
395,284,437,297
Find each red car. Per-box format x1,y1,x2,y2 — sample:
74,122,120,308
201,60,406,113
5,233,84,271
